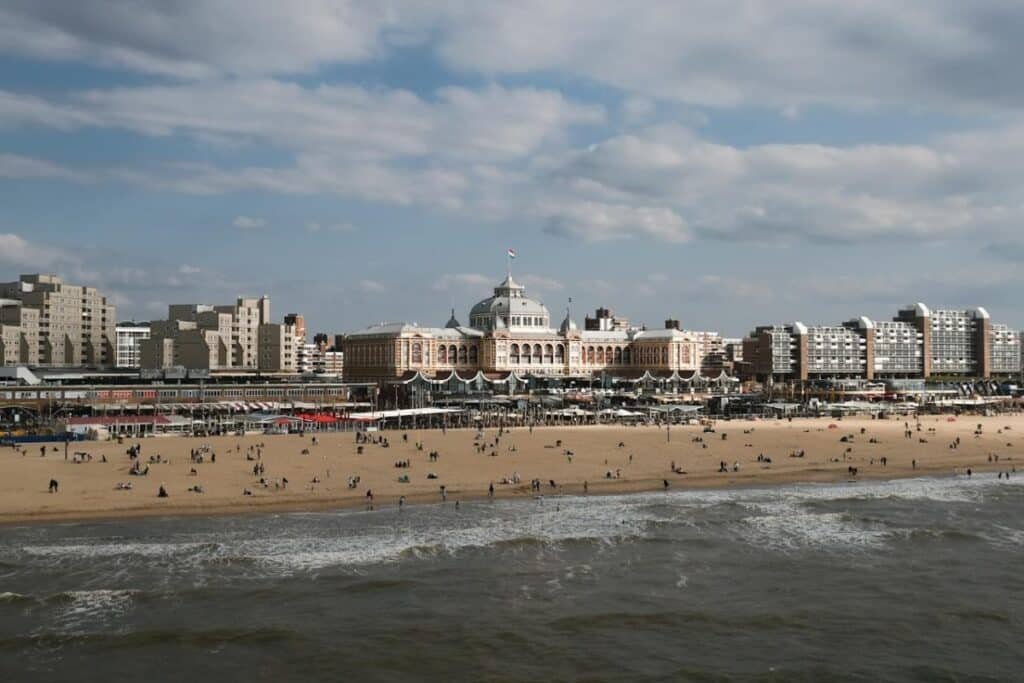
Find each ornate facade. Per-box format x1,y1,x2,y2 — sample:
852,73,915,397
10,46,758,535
342,275,702,382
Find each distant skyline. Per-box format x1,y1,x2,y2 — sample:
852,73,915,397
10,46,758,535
3,2,1024,337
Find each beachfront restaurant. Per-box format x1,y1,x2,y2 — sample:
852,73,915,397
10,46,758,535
61,414,198,438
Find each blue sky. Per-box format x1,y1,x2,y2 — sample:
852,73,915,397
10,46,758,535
2,1,1024,338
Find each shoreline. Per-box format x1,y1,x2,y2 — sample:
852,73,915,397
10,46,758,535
1,417,1017,527
0,466,999,528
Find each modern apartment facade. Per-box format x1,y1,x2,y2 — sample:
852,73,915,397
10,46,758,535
142,297,270,371
115,323,150,369
742,303,1020,382
257,322,298,373
0,274,116,368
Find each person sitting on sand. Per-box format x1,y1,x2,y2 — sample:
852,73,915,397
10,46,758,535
157,484,168,498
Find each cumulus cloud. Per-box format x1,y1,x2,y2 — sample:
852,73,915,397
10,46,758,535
232,215,266,229
0,233,68,268
433,273,492,291
9,2,1020,114
358,279,386,293
541,201,690,243
0,153,86,181
428,1,1024,113
306,221,357,234
0,0,398,78
518,274,564,293
3,2,1024,255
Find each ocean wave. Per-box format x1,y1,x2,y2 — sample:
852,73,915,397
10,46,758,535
6,476,1019,577
0,591,30,604
21,541,220,560
0,626,300,651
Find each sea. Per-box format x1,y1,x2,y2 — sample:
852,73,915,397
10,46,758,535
1,475,1022,682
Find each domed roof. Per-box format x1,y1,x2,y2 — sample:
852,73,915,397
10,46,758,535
468,275,550,325
445,308,461,328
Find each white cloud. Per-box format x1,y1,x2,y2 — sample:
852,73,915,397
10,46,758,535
0,233,67,268
429,2,1021,113
541,200,690,243
232,215,266,229
518,274,564,293
433,273,492,291
3,2,1024,116
358,279,386,293
178,264,201,275
0,1,398,78
306,221,357,234
0,153,85,181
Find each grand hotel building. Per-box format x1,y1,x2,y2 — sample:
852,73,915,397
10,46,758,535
341,275,711,383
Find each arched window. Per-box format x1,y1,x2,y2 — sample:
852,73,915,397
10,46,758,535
458,346,468,364
438,345,447,364
614,347,622,364
662,347,668,364
555,344,565,363
510,344,520,364
623,347,631,365
596,347,605,364
544,344,554,363
533,344,542,362
606,346,613,364
411,342,422,364
468,346,478,364
587,347,595,364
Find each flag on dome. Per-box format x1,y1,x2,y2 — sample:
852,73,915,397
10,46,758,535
507,248,516,259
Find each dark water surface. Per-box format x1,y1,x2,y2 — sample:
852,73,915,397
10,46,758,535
1,476,1022,682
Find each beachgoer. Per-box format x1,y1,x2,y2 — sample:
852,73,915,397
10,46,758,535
48,478,58,493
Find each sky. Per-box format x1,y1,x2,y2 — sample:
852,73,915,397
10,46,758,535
2,1,1024,338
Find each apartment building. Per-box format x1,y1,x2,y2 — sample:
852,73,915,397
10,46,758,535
0,300,40,366
140,319,231,370
142,296,270,371
0,274,115,368
115,323,150,369
257,322,298,373
742,303,1020,382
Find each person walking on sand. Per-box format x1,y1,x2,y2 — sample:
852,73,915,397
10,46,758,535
399,495,405,509
488,482,495,498
663,479,670,491
48,478,58,493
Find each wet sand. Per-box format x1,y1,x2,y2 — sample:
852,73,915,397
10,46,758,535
1,415,1020,524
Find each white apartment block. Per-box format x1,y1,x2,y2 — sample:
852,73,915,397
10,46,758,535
115,324,150,369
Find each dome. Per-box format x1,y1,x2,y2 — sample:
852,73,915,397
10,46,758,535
445,308,461,328
559,312,578,334
468,275,551,331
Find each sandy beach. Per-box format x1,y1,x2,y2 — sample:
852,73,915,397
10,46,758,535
1,415,1020,524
